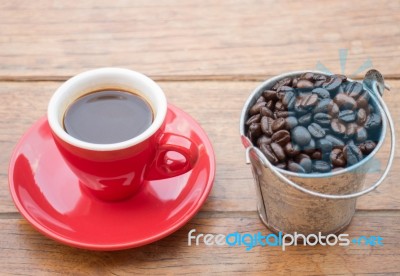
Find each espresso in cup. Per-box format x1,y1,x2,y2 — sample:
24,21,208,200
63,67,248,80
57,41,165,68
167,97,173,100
63,89,153,144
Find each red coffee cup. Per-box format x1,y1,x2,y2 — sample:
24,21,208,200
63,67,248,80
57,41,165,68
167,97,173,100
48,68,198,201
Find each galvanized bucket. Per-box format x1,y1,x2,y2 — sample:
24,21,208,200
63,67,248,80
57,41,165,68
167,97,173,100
240,70,395,235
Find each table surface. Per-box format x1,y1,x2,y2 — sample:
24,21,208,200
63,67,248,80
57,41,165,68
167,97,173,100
1,1,400,275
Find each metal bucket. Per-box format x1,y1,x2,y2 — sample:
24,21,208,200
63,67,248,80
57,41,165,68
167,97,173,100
240,70,395,235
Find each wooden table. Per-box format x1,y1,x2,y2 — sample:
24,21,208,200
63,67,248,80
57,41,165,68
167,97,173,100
1,1,399,274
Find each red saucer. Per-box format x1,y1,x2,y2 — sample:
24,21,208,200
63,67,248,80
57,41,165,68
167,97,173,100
9,104,215,250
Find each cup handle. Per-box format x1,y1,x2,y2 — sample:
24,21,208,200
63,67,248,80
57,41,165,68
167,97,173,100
147,133,198,180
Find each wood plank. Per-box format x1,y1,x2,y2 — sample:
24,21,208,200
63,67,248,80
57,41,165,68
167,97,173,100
1,81,400,213
0,211,399,275
0,0,399,78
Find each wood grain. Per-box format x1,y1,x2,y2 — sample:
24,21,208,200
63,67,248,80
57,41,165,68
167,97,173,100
0,211,399,275
0,0,399,78
1,81,400,213
1,1,399,273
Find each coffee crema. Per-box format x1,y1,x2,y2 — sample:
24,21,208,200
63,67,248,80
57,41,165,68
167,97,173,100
63,89,153,144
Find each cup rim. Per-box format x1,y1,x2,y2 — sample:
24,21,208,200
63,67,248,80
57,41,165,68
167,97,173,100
240,70,387,178
48,67,167,151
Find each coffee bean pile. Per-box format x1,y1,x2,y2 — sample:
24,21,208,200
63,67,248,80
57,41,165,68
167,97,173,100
246,72,382,173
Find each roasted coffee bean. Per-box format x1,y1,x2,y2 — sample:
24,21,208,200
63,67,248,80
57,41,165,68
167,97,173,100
280,77,293,87
356,108,368,125
298,113,312,126
246,114,261,125
345,84,363,100
314,113,332,126
330,148,346,167
312,87,330,99
308,123,326,138
365,113,382,130
314,80,325,87
298,156,312,173
288,161,306,173
275,101,286,111
260,106,274,118
345,123,358,138
359,140,377,155
300,72,315,81
277,86,294,100
345,81,363,97
355,91,370,109
316,138,333,154
313,160,331,173
271,117,286,132
247,127,259,143
282,91,296,109
270,142,286,162
248,122,262,137
276,163,287,170
295,153,311,162
292,126,311,146
274,111,296,118
256,95,266,103
285,116,298,129
271,130,291,146
328,101,340,117
249,101,266,115
300,93,319,109
344,142,363,166
303,138,316,154
322,76,342,91
311,150,322,160
355,126,367,143
298,92,316,101
272,77,292,90
285,142,301,157
295,96,303,109
277,85,294,93
313,98,330,113
296,79,314,89
334,93,357,110
331,119,346,135
277,84,294,92
260,144,278,165
292,78,299,87
257,135,272,147
266,99,275,110
271,82,280,91
261,116,274,136
338,110,356,123
263,90,278,101
312,74,327,82
325,134,345,148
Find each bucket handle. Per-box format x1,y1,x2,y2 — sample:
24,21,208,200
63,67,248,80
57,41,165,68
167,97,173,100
246,81,395,199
